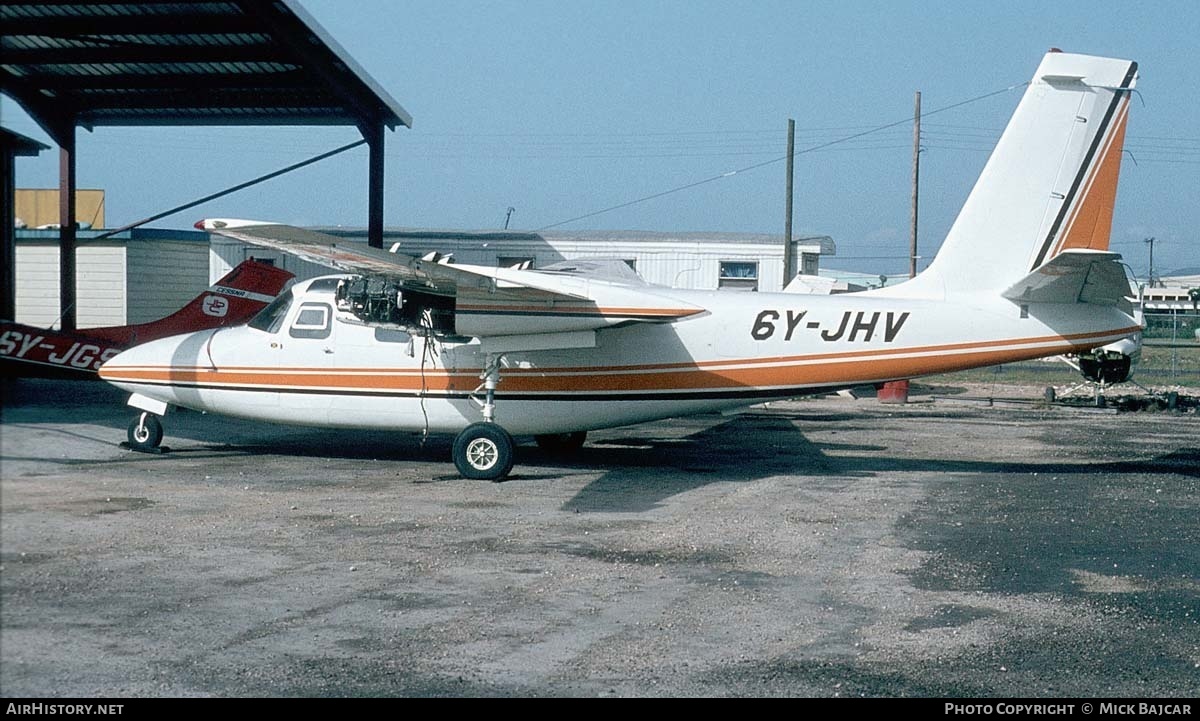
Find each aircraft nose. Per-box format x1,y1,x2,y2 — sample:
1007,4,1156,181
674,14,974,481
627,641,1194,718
98,338,161,382
97,332,211,383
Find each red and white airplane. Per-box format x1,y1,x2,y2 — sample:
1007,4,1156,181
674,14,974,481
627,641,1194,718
2,260,293,381
100,51,1142,479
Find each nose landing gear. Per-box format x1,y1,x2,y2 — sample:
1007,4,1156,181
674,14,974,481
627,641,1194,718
127,412,164,453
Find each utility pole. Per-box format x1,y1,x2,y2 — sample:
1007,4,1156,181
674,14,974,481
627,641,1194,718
1145,236,1156,287
910,91,921,279
784,118,795,286
504,206,515,230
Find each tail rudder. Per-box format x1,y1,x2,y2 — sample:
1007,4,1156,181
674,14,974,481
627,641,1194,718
206,259,295,309
90,260,293,345
896,51,1137,299
152,259,293,332
1032,58,1135,266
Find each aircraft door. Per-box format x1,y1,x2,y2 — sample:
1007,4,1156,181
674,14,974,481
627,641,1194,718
278,300,335,422
327,322,418,427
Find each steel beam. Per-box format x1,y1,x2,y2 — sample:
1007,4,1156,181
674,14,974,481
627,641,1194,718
58,131,77,332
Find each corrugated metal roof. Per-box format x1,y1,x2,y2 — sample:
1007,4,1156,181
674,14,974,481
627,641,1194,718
0,0,412,134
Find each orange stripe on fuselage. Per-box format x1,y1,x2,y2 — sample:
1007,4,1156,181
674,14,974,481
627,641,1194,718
100,326,1138,395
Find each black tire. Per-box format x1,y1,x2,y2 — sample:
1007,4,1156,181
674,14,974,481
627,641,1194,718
453,423,515,481
127,413,163,451
534,431,587,454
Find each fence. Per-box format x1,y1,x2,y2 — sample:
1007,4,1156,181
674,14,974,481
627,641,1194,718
939,310,1199,388
1138,310,1200,385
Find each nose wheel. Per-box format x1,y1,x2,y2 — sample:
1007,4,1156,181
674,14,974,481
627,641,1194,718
127,412,164,452
453,422,514,481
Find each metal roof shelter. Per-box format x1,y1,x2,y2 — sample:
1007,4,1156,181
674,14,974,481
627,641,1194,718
0,0,412,330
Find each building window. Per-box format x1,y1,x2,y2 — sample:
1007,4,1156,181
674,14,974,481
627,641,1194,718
719,261,759,291
800,252,819,276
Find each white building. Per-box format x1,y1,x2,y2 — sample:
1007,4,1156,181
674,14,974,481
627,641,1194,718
11,226,835,330
12,228,209,328
1131,278,1200,313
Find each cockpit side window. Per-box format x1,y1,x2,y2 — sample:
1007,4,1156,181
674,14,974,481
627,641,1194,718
247,292,293,334
289,303,332,339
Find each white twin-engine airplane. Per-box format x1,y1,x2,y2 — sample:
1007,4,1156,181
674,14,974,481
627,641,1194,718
100,51,1142,480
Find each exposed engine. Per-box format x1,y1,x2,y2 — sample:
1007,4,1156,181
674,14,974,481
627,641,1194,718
335,277,456,333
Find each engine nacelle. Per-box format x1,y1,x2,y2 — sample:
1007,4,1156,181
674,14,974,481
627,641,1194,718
335,277,456,333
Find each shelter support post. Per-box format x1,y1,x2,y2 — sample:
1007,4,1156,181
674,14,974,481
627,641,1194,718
1,146,15,320
59,129,77,332
366,121,385,249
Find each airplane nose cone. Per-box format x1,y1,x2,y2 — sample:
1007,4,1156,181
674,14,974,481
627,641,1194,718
97,337,158,380
97,344,139,380
97,331,213,384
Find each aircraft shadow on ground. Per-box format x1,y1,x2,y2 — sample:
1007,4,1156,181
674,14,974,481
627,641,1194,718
545,412,1200,513
5,380,1195,514
1,379,132,426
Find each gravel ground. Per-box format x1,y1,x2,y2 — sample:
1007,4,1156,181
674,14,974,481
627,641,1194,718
1,378,1197,697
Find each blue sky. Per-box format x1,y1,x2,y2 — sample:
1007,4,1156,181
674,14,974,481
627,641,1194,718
4,0,1198,277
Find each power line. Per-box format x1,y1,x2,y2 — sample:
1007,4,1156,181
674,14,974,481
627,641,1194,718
536,82,1030,231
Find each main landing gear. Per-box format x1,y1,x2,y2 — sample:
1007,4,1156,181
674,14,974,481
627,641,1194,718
451,428,589,480
453,422,515,480
455,353,515,481
452,353,592,480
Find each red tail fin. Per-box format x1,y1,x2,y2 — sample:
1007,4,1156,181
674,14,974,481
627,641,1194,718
87,260,294,346
2,261,293,379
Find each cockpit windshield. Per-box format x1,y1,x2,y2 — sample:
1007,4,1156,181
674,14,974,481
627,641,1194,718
247,291,293,333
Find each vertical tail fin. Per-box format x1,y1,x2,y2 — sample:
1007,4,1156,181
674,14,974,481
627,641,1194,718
896,51,1137,299
88,260,294,346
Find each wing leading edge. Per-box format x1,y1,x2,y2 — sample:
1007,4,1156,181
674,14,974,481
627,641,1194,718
198,219,705,338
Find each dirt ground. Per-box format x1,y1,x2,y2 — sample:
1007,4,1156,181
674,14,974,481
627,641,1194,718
1,378,1197,697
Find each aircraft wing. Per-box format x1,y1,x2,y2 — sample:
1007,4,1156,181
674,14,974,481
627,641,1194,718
198,219,704,338
1002,249,1131,307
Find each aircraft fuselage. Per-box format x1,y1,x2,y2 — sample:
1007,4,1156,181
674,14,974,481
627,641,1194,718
99,278,1138,436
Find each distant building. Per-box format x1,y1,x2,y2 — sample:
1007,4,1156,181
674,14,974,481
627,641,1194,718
12,228,208,328
1129,275,1200,313
11,225,837,329
15,189,105,230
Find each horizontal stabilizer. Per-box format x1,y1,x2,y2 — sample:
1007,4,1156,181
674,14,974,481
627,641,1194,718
1001,250,1129,306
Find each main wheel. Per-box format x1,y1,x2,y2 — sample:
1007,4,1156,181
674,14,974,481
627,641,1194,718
534,431,587,455
453,423,515,481
127,413,163,452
